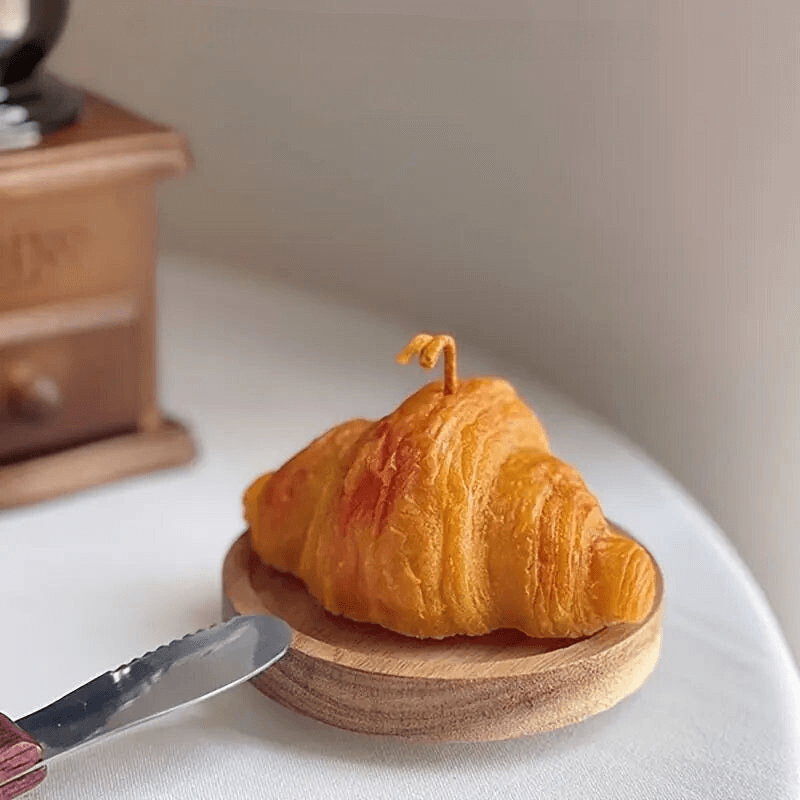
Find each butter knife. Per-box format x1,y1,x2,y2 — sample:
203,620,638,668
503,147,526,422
0,615,291,799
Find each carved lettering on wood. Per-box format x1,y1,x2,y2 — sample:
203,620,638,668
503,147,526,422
0,227,88,291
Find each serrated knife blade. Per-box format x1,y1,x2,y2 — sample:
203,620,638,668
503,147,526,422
0,615,291,799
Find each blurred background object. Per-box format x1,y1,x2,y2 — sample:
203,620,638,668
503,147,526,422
0,72,196,502
0,85,41,150
49,0,800,662
0,0,81,136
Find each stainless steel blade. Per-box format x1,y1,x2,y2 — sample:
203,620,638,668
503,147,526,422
14,615,291,761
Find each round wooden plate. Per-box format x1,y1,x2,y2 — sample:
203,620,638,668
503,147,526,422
222,530,663,742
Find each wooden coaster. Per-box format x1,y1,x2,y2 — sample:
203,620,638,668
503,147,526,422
222,530,663,742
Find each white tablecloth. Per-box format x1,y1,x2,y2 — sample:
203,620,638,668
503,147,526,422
2,258,798,799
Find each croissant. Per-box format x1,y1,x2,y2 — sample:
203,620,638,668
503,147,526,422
245,333,657,639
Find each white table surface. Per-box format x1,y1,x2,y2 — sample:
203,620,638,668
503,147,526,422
2,257,798,799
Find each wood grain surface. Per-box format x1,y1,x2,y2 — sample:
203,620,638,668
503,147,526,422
0,713,44,800
223,529,664,741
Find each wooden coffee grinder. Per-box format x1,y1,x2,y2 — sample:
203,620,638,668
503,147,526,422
0,5,195,508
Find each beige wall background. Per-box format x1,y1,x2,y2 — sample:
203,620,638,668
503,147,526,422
52,0,800,660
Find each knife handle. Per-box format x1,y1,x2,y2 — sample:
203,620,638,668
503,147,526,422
0,714,45,799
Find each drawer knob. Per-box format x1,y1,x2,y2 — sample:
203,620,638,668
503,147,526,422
7,364,63,421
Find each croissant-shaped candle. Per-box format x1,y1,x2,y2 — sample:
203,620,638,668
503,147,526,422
245,333,657,639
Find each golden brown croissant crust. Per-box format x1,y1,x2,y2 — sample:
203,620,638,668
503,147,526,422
245,333,657,639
